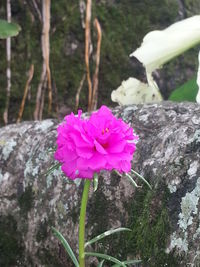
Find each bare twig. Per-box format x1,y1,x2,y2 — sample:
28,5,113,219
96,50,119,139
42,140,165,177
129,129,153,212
75,74,86,112
85,0,92,111
34,63,46,120
25,0,42,23
34,0,52,120
39,78,47,120
3,0,11,125
79,0,86,28
17,64,34,123
52,80,59,117
43,0,52,114
91,18,102,110
31,0,42,22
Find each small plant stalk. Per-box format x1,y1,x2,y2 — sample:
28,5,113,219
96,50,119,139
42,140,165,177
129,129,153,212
79,179,91,267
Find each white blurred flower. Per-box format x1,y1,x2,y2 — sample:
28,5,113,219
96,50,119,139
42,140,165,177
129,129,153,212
130,15,200,73
111,77,162,105
196,51,200,104
111,16,200,106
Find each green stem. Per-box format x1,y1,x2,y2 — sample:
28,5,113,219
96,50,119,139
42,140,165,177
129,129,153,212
79,179,91,267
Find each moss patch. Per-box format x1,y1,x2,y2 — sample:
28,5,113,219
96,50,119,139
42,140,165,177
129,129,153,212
127,186,179,266
18,185,34,217
88,188,110,234
36,219,49,242
88,184,180,266
37,247,69,267
0,215,24,266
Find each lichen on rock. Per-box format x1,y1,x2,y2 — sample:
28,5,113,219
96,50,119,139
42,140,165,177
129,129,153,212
0,102,200,266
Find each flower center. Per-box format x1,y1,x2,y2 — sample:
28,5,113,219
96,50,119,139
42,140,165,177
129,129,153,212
102,127,109,135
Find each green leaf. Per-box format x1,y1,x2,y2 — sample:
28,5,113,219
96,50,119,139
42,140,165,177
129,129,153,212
0,19,21,39
125,173,140,188
85,252,126,266
45,162,61,176
131,169,152,190
169,76,198,102
112,259,142,266
85,227,131,248
47,146,57,153
51,227,79,267
115,170,140,188
114,170,122,177
98,260,105,267
93,173,98,192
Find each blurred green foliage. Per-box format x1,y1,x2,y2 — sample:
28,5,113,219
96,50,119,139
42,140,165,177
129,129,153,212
0,19,21,39
0,0,179,124
169,76,198,102
0,1,200,124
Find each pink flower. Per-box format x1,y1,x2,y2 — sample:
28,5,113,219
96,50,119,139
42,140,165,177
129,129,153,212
54,105,138,179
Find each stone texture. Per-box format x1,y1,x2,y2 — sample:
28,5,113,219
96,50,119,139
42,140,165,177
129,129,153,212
0,102,200,266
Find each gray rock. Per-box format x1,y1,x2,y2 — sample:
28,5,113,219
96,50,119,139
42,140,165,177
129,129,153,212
0,102,200,266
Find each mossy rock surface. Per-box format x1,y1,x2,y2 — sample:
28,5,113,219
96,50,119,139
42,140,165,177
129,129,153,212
1,102,200,266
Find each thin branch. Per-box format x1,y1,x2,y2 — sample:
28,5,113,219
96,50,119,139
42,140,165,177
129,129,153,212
85,0,92,112
91,18,102,110
31,0,42,22
34,0,52,120
39,78,47,120
75,74,86,112
43,0,52,114
34,63,46,120
17,64,34,123
25,0,42,23
3,0,11,125
79,0,86,28
52,80,59,117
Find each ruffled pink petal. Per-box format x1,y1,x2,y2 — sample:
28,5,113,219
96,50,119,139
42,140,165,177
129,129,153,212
119,160,131,172
69,132,89,148
94,140,107,154
76,146,94,159
77,153,106,171
62,160,77,179
106,134,126,153
78,168,95,179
